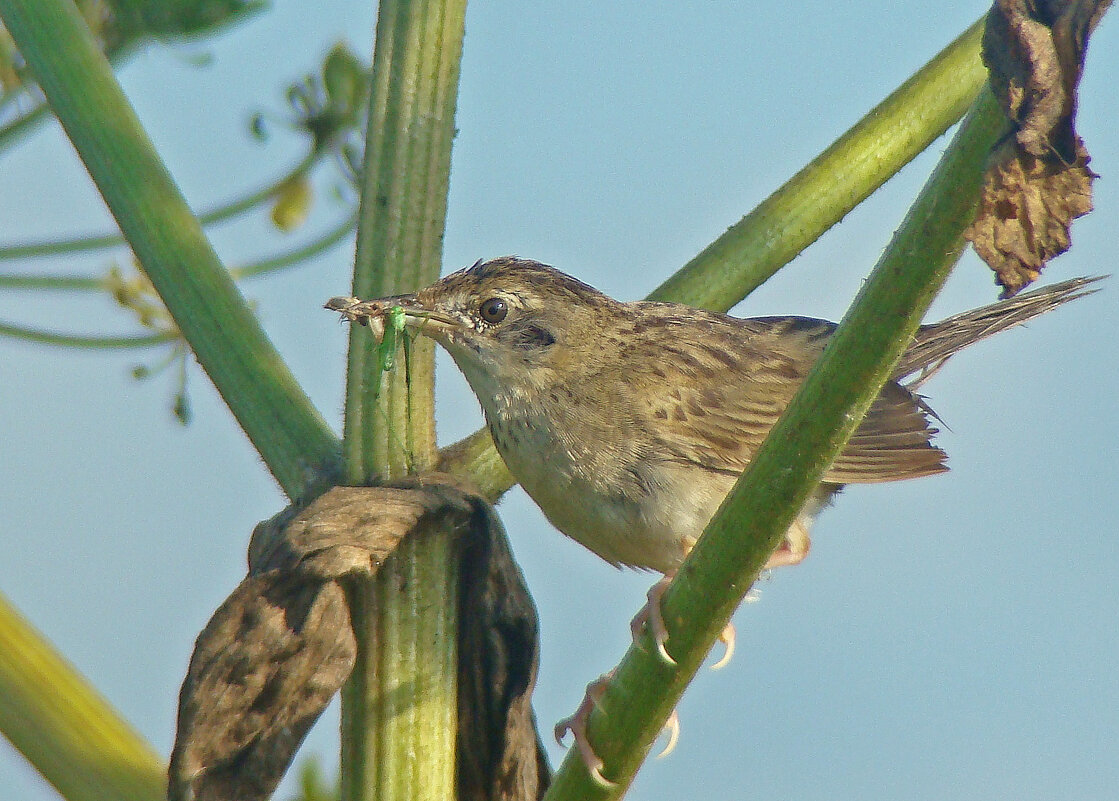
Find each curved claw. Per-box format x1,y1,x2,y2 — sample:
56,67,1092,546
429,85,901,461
655,709,681,758
553,718,572,748
554,675,617,789
710,622,736,670
630,574,677,665
586,756,617,789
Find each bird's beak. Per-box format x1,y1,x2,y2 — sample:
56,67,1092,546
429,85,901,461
324,292,461,340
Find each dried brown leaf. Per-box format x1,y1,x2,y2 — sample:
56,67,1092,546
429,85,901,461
968,140,1095,297
167,573,355,801
457,499,550,800
967,0,1110,296
169,481,549,801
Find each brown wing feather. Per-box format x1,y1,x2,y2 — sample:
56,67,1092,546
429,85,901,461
624,307,947,484
828,382,947,482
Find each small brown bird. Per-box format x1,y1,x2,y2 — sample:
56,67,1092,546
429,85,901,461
328,257,1096,778
330,257,1095,573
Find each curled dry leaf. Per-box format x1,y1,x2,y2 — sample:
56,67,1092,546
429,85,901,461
968,139,1095,297
167,571,355,801
456,494,551,801
169,480,548,801
966,0,1111,297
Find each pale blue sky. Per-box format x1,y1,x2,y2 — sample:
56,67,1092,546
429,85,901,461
3,2,1118,799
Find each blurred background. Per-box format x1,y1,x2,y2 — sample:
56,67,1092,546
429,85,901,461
2,2,1117,799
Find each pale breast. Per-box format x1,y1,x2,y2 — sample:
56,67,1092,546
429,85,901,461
487,409,738,572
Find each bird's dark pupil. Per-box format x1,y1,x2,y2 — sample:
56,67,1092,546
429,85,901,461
481,298,507,323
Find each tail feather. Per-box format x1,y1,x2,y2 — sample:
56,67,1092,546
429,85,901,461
895,275,1105,382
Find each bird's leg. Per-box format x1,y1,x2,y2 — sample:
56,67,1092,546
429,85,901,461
763,518,811,569
554,672,684,783
630,573,676,663
632,517,812,668
630,570,736,669
568,523,806,778
554,673,617,788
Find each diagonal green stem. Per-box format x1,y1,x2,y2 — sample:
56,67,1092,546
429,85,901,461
0,0,341,500
0,591,166,801
649,17,988,309
543,86,1008,801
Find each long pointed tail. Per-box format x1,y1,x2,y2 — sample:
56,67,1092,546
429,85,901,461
895,275,1104,380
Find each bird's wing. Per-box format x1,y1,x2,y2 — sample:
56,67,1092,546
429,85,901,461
629,312,947,484
829,381,947,482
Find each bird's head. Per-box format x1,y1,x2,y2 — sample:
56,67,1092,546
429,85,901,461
331,257,620,401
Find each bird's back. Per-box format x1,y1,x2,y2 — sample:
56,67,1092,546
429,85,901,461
617,303,947,486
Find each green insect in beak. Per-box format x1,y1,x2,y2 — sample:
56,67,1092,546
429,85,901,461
379,304,407,372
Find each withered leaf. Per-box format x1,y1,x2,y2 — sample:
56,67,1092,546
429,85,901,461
969,139,1095,297
456,499,551,801
170,481,548,801
967,0,1110,296
167,573,355,801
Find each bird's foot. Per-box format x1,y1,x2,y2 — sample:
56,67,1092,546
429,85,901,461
555,672,684,781
555,674,617,788
630,574,736,669
630,574,675,664
760,525,814,570
710,623,736,670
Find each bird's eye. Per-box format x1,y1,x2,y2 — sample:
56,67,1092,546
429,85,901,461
479,297,508,324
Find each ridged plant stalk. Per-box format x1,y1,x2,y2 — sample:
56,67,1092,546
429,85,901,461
438,16,989,502
542,87,1009,801
338,1,467,800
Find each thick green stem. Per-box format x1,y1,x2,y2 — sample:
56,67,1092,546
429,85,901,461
342,528,460,801
0,591,166,801
435,428,513,503
543,86,1008,801
0,38,140,151
338,1,467,800
0,0,341,499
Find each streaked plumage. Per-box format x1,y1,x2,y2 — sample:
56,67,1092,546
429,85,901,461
329,257,1098,573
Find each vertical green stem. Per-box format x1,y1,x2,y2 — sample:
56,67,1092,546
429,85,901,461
339,1,468,800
